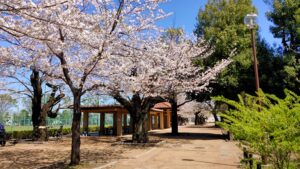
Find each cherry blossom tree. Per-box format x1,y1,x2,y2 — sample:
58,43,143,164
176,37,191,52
98,33,233,142
0,0,168,165
159,28,236,134
156,36,234,135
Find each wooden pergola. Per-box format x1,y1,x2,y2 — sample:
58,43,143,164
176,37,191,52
81,102,172,136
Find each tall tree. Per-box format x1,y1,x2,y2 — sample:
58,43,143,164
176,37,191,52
162,28,233,135
195,0,256,62
265,0,300,94
193,0,259,113
208,38,286,100
0,0,168,165
101,33,232,140
193,0,290,101
265,0,300,53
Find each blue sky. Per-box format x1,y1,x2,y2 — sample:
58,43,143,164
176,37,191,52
158,0,281,46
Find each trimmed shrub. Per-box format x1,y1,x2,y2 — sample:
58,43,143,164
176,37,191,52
6,126,100,140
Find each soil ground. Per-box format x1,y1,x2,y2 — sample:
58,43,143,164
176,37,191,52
0,136,134,169
0,124,242,169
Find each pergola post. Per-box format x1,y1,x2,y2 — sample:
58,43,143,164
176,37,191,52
83,112,89,133
100,113,105,135
166,109,171,128
123,114,127,127
144,113,150,131
154,115,158,129
129,115,133,133
159,112,164,129
149,115,153,130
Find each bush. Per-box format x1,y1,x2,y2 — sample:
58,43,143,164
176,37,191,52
6,130,33,140
6,126,100,139
213,89,300,169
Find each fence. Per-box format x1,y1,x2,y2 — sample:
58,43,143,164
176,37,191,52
0,112,116,132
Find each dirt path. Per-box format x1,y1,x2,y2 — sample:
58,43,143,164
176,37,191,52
106,124,242,169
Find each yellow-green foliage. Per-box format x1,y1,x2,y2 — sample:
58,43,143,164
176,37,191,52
213,89,300,169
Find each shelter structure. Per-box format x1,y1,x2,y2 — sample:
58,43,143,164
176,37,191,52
81,102,172,136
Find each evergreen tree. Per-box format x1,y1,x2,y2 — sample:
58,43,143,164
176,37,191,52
209,38,286,100
265,0,300,53
265,0,300,94
194,0,287,101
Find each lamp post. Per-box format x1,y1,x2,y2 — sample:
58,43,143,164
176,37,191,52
245,14,267,165
244,13,260,92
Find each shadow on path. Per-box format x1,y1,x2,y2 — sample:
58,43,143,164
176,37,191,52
182,158,240,167
185,124,220,129
37,162,66,169
149,132,226,140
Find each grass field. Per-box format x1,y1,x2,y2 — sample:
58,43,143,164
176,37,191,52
4,125,71,132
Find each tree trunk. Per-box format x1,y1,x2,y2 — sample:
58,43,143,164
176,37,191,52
130,98,149,143
112,92,164,143
30,68,43,140
212,113,219,123
31,70,64,141
132,113,148,143
70,91,81,165
38,84,64,141
212,102,220,126
195,112,199,125
170,98,178,135
37,117,48,141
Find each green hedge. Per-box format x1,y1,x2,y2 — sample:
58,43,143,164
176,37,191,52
6,126,100,139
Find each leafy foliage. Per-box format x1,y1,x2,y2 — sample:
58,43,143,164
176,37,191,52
194,0,299,101
265,0,300,53
195,0,256,59
194,0,262,101
265,0,300,94
0,94,16,123
214,90,300,168
0,94,16,114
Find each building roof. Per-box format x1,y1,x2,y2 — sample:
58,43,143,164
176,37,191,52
79,104,167,113
80,105,123,110
150,108,164,112
67,102,171,113
154,102,171,109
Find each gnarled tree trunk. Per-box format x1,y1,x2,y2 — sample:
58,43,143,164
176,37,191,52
30,68,43,140
131,112,148,143
31,72,65,141
195,112,200,125
38,83,65,141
